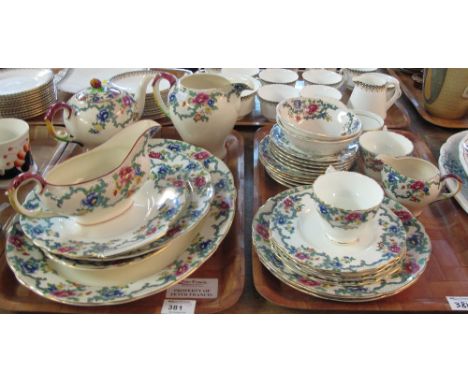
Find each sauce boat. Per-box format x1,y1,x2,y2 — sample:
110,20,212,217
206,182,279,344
8,120,159,225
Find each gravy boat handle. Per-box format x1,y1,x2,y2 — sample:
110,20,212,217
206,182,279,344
7,173,55,219
436,173,463,201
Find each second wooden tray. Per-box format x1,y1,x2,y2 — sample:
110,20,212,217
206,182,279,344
252,125,468,312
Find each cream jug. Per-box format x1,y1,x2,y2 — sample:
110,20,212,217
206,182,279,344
348,73,402,119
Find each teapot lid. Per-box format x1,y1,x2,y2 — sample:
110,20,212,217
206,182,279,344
75,78,122,103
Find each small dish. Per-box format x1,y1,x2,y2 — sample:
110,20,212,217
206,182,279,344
354,110,385,132
257,84,300,121
259,68,299,86
302,69,344,88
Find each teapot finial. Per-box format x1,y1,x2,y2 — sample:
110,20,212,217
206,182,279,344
90,78,103,90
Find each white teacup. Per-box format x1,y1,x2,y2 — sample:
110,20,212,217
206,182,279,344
312,170,384,244
359,131,414,180
0,119,32,181
300,85,342,100
354,110,385,132
257,84,300,121
259,68,299,86
302,69,344,88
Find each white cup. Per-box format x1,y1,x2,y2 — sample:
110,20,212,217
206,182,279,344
259,68,299,86
300,85,342,101
0,118,32,180
257,84,300,121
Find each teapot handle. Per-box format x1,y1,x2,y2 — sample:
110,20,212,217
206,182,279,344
385,80,402,111
44,102,82,146
7,172,55,219
152,72,177,118
436,174,463,201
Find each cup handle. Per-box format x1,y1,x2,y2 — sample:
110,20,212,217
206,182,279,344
152,72,177,118
385,80,402,111
436,173,463,201
7,173,55,219
44,102,81,145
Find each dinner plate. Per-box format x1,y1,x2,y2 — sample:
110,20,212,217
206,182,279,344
0,69,54,96
5,140,236,305
253,186,431,302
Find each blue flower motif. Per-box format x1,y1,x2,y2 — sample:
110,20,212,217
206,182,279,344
134,165,143,176
100,288,124,299
423,187,429,193
31,225,44,235
215,180,225,189
165,207,176,218
186,162,197,170
199,240,212,250
332,259,342,268
97,109,110,123
388,172,398,183
408,234,420,247
158,166,168,175
278,216,286,225
21,259,39,274
169,93,176,103
168,143,181,152
319,205,328,214
389,225,399,234
203,158,212,167
82,192,99,208
293,99,302,109
207,98,215,107
191,210,201,218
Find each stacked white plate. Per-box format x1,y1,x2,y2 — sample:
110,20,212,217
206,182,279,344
0,69,57,119
253,185,432,302
5,139,237,306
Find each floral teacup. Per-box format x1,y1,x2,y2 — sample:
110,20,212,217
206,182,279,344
8,120,159,225
312,170,384,244
378,155,463,216
359,131,413,181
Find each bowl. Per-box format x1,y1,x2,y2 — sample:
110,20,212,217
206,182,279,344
353,110,385,131
259,68,299,86
302,69,343,88
223,74,261,118
257,84,300,121
276,97,362,141
300,85,342,100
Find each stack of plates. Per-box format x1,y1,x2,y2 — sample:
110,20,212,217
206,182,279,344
439,131,468,213
253,185,431,302
5,139,236,306
259,124,359,187
0,69,57,119
109,68,191,119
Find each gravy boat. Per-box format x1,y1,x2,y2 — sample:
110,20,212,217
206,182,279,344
8,120,159,225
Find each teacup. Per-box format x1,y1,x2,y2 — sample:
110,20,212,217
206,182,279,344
359,131,413,180
257,84,300,121
312,170,384,244
378,155,463,216
302,69,344,89
259,68,299,86
353,110,385,132
300,85,342,100
8,120,159,225
0,119,32,181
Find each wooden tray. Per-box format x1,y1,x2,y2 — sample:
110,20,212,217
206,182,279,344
388,68,468,129
0,124,245,313
252,124,468,311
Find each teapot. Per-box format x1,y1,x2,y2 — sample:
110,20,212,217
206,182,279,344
347,73,402,119
152,72,250,158
45,75,153,148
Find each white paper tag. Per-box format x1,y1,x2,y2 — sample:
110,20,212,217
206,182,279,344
161,299,196,314
165,278,218,299
446,296,468,311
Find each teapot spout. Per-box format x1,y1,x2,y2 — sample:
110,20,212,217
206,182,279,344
134,73,154,120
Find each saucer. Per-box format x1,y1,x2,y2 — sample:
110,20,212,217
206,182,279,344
439,131,468,213
458,132,468,176
5,139,236,305
20,177,190,260
270,190,406,276
253,186,431,302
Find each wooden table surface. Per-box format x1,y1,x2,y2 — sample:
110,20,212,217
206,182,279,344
0,71,466,313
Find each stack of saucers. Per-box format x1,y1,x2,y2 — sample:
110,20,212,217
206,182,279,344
0,69,57,119
259,97,361,187
253,178,431,302
5,129,236,306
109,69,191,118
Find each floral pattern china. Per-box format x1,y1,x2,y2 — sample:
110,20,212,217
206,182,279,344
5,140,236,306
270,190,406,275
253,186,431,302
